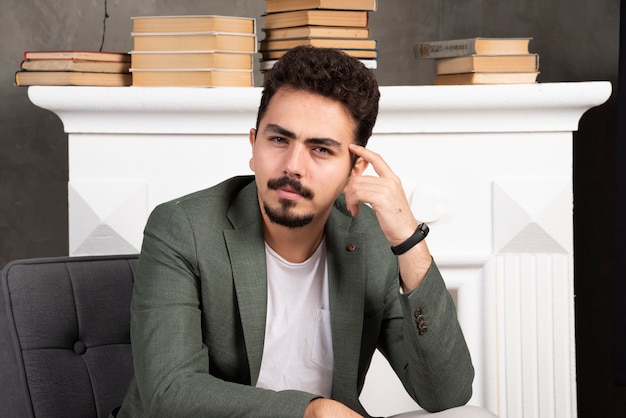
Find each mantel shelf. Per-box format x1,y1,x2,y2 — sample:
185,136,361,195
28,82,611,135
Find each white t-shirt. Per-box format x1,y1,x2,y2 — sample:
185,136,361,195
256,239,334,398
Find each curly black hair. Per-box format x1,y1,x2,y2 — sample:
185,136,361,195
255,46,380,147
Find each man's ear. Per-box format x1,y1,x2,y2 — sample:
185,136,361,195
351,156,369,177
249,128,256,171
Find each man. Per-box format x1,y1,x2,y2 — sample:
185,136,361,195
114,46,479,418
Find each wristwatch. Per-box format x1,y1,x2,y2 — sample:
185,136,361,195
390,222,429,255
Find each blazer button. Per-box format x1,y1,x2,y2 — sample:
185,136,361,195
414,307,427,335
346,244,356,252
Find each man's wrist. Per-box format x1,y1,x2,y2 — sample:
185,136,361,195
391,223,429,255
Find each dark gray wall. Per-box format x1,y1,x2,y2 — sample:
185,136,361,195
1,0,623,416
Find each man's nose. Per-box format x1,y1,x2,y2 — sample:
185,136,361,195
284,146,306,177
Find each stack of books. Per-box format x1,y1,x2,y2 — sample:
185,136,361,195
15,50,131,86
130,15,257,87
259,0,379,72
415,37,540,85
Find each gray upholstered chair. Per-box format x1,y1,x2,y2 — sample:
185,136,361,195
0,254,138,418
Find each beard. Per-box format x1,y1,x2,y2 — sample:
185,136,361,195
263,200,314,228
263,175,315,228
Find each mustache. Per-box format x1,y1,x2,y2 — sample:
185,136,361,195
267,176,314,200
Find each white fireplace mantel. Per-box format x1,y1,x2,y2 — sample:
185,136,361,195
29,82,611,418
30,83,604,134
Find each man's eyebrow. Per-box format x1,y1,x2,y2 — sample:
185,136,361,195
263,123,296,139
305,137,342,149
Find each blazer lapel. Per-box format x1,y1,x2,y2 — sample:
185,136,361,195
223,182,267,385
325,210,366,404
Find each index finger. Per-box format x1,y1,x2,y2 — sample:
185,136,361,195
349,143,395,178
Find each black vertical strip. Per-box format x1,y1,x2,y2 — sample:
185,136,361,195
99,0,109,52
615,0,626,387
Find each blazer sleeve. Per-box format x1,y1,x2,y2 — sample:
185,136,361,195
128,201,318,417
377,260,475,413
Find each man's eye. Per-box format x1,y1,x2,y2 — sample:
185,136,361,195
314,147,332,155
270,136,287,143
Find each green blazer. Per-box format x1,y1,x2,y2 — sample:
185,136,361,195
115,176,473,418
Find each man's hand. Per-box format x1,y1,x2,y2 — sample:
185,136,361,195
344,143,418,246
343,143,432,291
303,398,363,418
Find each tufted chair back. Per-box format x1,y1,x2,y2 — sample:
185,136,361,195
0,254,138,418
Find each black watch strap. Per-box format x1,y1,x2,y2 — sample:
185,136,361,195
390,223,429,255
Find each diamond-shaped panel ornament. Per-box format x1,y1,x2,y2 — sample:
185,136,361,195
69,180,148,255
493,179,572,254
